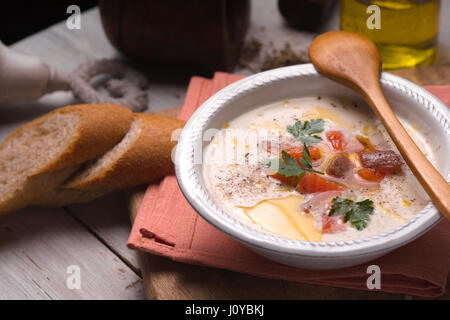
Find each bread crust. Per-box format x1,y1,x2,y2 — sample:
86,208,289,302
37,104,133,173
65,114,185,190
0,104,133,214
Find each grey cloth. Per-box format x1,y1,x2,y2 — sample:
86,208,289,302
70,59,149,112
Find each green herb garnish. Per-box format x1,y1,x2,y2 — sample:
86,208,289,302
263,143,323,177
287,119,324,145
329,197,375,230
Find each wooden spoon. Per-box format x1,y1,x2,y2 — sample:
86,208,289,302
309,30,450,222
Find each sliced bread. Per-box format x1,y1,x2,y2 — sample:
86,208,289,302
65,114,185,190
0,103,133,214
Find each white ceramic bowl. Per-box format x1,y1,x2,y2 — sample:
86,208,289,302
175,64,450,269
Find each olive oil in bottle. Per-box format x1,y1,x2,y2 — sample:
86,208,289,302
340,0,440,70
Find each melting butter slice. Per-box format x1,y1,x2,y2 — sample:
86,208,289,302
238,195,322,241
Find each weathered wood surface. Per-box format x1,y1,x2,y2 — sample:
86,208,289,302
0,205,145,299
0,0,449,299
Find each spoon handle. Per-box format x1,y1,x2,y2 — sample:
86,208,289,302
368,89,450,221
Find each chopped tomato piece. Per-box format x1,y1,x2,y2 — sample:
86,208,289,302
326,131,345,151
357,168,385,182
269,173,298,186
322,211,346,233
283,146,321,167
283,146,303,162
306,146,322,161
296,172,345,194
269,146,322,186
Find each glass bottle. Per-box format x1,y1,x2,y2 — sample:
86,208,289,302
340,0,440,70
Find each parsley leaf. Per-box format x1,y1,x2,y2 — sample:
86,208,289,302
262,143,324,177
287,119,324,146
299,143,313,169
298,143,324,175
329,197,353,216
349,199,375,230
329,197,374,231
264,150,306,177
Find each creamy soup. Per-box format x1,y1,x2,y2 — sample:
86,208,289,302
202,96,435,242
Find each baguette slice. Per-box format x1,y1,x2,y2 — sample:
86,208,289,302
65,114,185,190
0,104,133,214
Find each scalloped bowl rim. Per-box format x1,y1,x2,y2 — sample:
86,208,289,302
175,64,449,258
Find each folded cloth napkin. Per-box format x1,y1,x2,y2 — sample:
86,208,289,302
128,72,450,297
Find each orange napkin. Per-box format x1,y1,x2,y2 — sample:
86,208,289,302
128,72,450,297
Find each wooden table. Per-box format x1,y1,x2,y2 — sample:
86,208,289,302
0,1,449,299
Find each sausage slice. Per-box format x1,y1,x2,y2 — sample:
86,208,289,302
326,153,353,178
359,150,402,173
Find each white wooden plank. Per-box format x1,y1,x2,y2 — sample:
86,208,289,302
0,206,145,299
65,191,141,272
12,9,118,70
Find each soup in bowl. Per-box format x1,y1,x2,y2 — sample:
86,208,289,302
202,95,435,242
